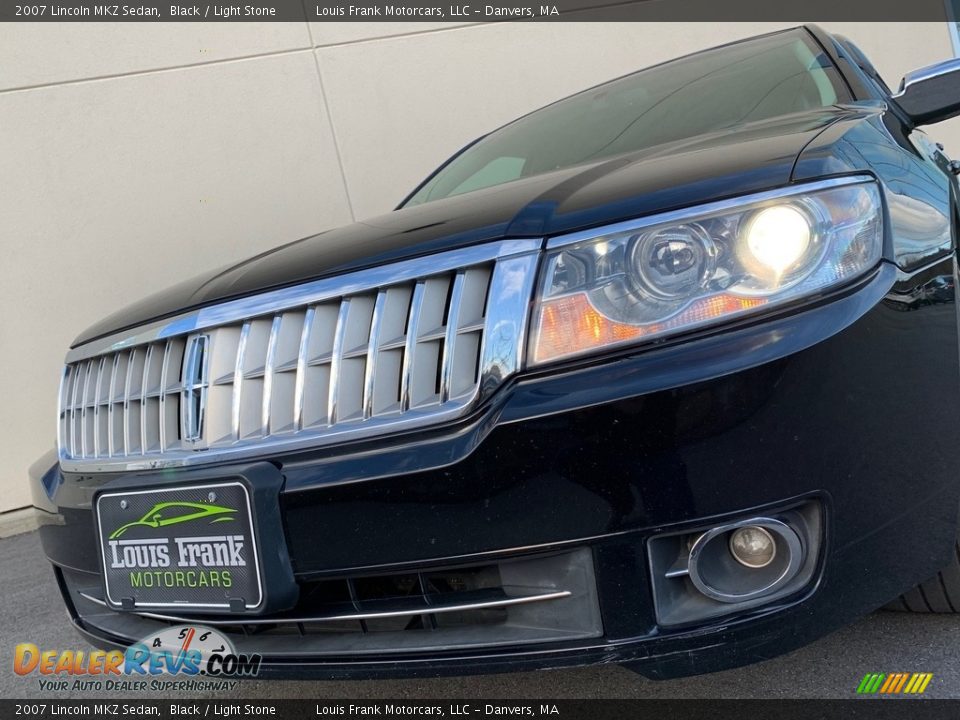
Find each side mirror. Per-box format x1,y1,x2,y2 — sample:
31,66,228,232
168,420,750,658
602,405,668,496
894,58,960,126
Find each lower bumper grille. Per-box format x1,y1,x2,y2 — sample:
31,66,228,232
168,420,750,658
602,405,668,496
61,549,603,656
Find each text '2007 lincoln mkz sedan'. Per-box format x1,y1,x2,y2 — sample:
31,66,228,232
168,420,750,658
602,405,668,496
30,25,960,679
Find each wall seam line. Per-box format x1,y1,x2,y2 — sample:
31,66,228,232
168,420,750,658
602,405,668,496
302,11,356,221
0,45,313,96
309,22,488,49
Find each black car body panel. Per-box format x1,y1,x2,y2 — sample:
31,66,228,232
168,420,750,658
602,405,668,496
76,107,846,347
34,25,960,679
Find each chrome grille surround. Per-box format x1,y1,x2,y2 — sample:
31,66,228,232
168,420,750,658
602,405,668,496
58,239,541,473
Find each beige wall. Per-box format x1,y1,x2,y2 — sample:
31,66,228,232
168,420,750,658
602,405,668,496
1,22,957,513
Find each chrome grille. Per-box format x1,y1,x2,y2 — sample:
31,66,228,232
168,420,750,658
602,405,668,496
58,240,541,472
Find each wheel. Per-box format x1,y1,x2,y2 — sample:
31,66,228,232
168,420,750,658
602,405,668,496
885,541,960,612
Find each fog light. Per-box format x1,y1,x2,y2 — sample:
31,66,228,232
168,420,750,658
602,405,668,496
648,506,821,625
729,526,776,568
686,517,803,603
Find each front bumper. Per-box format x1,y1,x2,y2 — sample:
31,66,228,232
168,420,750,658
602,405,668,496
32,258,960,679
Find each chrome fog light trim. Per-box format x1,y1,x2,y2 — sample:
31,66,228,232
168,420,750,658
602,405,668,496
687,517,803,603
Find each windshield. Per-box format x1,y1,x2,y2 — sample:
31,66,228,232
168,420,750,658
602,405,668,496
404,29,845,207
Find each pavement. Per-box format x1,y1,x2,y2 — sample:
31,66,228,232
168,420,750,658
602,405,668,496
3,530,959,700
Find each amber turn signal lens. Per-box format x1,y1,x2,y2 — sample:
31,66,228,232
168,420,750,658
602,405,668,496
534,294,650,364
533,292,767,364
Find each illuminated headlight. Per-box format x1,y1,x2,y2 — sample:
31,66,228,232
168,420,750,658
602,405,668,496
741,205,811,276
529,178,883,365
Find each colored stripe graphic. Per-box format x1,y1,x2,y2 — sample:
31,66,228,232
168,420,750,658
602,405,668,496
904,673,933,694
857,673,885,694
856,672,932,694
879,674,898,693
893,673,910,693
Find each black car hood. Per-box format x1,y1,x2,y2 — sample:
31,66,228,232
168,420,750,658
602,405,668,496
74,106,868,347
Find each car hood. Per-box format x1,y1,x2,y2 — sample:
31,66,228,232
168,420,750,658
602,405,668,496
73,106,868,347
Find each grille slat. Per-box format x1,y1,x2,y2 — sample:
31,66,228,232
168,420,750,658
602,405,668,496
163,339,185,452
139,346,151,455
57,367,69,454
362,291,387,420
261,314,283,437
238,320,270,439
158,341,171,453
80,360,93,458
268,311,305,435
400,281,425,413
293,306,315,432
327,299,351,426
231,322,251,443
122,350,135,456
106,357,118,457
440,271,465,404
412,276,452,409
59,242,540,471
127,348,144,455
75,362,85,458
68,365,80,457
92,358,104,458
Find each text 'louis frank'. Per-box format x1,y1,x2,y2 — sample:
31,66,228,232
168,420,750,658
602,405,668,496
108,536,246,569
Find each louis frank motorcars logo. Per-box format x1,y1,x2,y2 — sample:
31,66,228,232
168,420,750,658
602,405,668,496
107,501,245,590
109,501,236,539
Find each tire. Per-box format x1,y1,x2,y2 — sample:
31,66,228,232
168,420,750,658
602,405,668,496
885,541,960,612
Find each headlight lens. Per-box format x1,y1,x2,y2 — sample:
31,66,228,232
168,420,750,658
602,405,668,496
741,205,811,275
530,179,882,365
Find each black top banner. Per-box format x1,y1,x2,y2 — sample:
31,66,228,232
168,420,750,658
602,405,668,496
0,0,955,21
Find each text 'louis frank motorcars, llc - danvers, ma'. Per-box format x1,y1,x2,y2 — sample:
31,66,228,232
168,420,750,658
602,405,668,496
28,25,960,679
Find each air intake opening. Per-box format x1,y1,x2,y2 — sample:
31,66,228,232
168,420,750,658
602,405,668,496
64,548,602,655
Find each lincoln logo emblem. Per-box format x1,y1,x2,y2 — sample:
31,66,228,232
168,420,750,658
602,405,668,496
181,335,209,442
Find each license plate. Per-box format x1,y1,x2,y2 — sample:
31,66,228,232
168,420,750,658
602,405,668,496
95,482,263,612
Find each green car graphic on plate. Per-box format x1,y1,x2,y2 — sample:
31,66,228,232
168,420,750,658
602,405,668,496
109,501,236,539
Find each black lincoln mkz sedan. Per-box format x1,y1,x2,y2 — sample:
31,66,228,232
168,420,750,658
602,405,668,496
30,25,960,679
